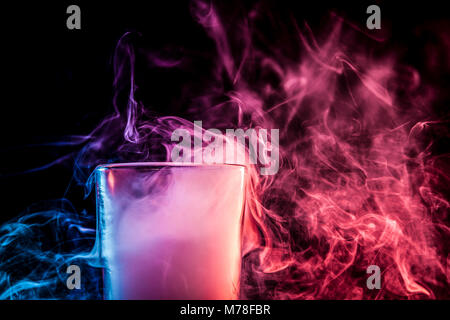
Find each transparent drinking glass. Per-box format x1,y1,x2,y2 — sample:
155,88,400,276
95,163,246,300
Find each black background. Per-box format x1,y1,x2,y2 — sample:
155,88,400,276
1,0,449,223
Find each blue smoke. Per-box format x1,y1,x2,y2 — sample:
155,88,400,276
0,199,102,299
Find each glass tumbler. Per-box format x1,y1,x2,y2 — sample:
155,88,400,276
95,163,246,300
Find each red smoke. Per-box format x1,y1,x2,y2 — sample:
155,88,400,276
182,2,449,299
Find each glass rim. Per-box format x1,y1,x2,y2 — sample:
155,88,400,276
95,162,247,171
